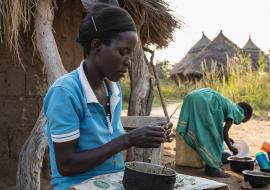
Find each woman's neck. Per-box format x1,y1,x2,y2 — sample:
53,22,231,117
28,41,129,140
84,57,105,89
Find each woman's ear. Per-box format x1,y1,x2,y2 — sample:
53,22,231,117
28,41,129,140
91,38,102,53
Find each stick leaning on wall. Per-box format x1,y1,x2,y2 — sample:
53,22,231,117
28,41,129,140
144,47,170,122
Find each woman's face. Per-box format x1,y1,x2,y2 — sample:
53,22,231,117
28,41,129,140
95,31,138,81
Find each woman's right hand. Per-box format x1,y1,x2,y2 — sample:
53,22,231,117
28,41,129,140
229,146,239,155
126,124,166,148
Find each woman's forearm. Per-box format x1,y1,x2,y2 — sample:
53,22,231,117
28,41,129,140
223,121,233,149
55,134,130,176
54,125,166,176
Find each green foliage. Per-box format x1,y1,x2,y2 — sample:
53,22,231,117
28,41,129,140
154,79,181,104
155,60,171,79
120,73,131,103
257,52,267,72
120,70,180,109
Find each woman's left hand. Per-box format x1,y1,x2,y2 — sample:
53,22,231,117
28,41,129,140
162,122,174,142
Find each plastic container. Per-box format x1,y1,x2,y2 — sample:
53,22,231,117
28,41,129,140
175,133,204,168
261,141,270,153
225,140,249,157
256,152,270,169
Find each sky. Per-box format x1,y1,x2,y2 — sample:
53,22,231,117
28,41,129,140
154,0,270,64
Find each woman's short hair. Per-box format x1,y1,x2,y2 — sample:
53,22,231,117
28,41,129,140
238,102,253,120
77,3,136,56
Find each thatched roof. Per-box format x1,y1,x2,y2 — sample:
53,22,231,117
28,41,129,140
243,36,260,51
183,31,241,76
170,32,211,76
243,35,263,66
119,0,181,48
0,0,181,67
0,0,51,67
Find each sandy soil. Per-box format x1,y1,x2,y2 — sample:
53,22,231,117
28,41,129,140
1,104,270,189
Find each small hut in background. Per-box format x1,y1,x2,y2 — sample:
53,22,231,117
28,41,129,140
171,32,211,81
171,32,268,83
243,35,264,69
172,31,241,81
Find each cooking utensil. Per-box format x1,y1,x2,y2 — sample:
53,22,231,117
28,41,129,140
242,170,270,188
123,161,176,190
227,156,255,173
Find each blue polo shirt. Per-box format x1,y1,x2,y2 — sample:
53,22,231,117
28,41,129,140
44,62,125,190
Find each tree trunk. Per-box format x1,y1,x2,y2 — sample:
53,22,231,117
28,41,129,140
16,0,66,189
128,39,155,116
125,41,157,163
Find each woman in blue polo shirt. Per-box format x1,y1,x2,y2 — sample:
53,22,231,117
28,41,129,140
44,3,173,190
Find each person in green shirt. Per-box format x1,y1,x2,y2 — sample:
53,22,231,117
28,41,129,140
176,88,253,177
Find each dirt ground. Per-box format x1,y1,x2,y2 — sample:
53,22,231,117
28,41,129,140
1,104,270,189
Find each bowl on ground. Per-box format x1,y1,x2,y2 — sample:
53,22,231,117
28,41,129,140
123,161,176,190
227,156,255,173
242,170,270,188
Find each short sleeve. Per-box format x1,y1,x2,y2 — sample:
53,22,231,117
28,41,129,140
44,86,82,143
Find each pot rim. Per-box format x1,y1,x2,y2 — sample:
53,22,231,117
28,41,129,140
242,170,270,178
125,161,176,177
227,156,255,162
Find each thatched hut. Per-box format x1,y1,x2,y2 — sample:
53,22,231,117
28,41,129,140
170,32,211,80
0,0,180,189
243,36,264,69
183,31,241,79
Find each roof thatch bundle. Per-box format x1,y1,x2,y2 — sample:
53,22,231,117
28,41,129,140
170,32,211,76
0,0,181,68
183,31,241,77
119,0,181,48
0,0,56,68
243,36,263,67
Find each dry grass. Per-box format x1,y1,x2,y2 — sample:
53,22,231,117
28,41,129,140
0,0,54,68
177,53,270,116
0,0,37,68
121,0,182,48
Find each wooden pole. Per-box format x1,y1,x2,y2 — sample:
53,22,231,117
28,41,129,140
144,48,170,122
